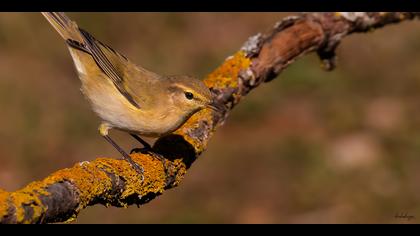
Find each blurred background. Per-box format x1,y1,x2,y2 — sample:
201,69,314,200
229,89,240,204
0,12,419,223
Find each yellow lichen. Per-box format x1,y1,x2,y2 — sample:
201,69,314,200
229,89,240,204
171,159,188,186
175,51,251,154
178,109,212,151
0,190,9,219
10,190,46,223
204,51,251,90
7,177,70,223
117,153,166,198
44,162,112,210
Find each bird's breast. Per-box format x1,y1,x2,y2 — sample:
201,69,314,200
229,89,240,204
116,108,189,137
82,80,187,136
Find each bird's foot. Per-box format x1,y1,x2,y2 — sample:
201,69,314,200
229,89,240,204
130,147,170,186
102,134,144,181
121,151,145,181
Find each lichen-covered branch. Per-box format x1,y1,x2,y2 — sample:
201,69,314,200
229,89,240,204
0,12,418,224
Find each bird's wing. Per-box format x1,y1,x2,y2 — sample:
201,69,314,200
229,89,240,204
77,29,163,109
42,12,161,109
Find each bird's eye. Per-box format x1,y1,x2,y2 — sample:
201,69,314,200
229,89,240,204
185,92,194,100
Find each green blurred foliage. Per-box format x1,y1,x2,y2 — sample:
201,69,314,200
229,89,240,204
0,13,420,223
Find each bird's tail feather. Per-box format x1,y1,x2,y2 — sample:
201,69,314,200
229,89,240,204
41,12,85,43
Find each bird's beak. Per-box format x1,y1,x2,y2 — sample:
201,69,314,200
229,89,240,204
206,100,224,113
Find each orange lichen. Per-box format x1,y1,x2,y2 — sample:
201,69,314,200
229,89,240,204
204,51,251,90
175,108,214,154
115,153,166,198
1,152,171,223
0,190,9,219
170,159,188,186
174,51,251,155
44,161,112,210
10,190,46,223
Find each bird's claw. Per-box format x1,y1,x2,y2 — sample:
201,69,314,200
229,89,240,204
130,147,170,186
121,154,144,182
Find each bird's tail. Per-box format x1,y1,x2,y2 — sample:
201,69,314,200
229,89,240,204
41,12,85,43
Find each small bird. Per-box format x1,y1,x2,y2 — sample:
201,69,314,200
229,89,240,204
41,12,218,176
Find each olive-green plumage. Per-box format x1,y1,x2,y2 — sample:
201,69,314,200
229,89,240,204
41,12,217,173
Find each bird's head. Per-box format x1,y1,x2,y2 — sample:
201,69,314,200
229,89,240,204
166,75,220,117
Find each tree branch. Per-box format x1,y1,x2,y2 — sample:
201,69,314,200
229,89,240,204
0,12,418,224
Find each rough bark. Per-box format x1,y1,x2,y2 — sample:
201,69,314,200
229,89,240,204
0,12,418,224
